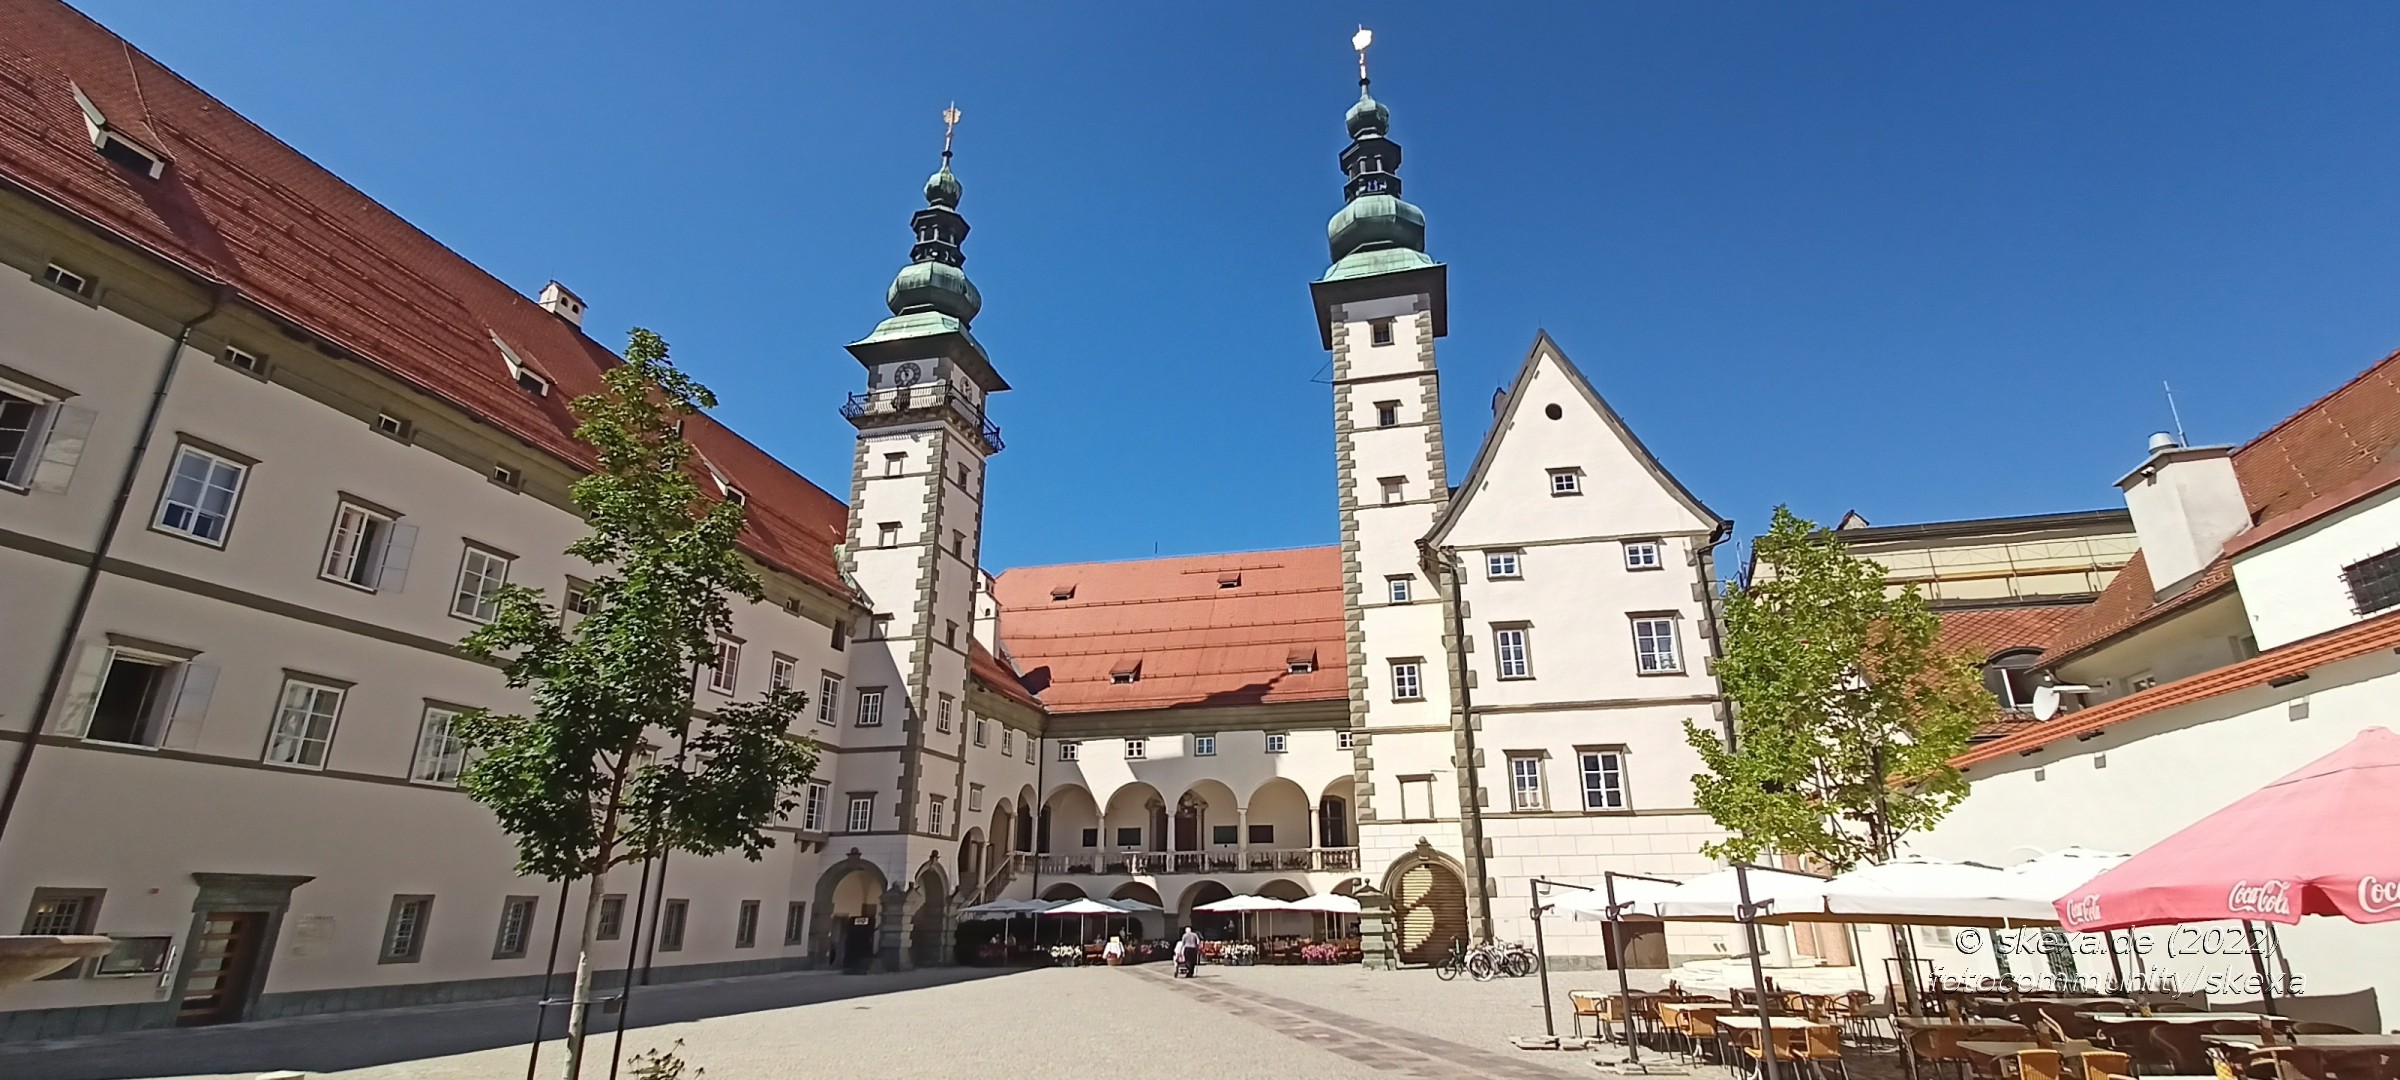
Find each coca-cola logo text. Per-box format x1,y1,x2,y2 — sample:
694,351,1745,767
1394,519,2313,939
2360,876,2400,915
2227,879,2293,917
2064,894,2103,926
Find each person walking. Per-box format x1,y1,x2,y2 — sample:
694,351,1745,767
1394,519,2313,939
1104,935,1125,966
1176,925,1202,978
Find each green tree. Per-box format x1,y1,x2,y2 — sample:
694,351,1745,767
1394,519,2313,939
454,329,817,1080
1686,506,1988,872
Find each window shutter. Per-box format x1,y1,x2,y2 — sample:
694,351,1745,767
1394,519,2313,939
160,662,219,749
53,643,109,737
29,404,96,494
373,522,420,592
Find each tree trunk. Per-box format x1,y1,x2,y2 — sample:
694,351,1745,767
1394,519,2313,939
561,863,610,1080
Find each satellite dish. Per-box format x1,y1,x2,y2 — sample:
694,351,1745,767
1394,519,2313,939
2032,683,2094,722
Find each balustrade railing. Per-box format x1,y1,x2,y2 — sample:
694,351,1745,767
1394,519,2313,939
1029,848,1359,877
838,386,1005,451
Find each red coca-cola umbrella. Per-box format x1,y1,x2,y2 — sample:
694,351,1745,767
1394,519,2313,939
2054,727,2400,932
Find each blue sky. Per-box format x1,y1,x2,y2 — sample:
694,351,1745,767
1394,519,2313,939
70,2,2400,572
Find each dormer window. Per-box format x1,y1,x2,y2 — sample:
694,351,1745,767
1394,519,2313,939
1286,648,1318,675
1217,572,1241,589
723,487,746,507
1110,658,1142,684
1050,584,1076,602
1376,401,1400,428
516,370,549,396
96,131,164,178
491,333,549,397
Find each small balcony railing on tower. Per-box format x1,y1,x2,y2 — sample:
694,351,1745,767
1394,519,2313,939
839,386,1004,452
1031,848,1359,876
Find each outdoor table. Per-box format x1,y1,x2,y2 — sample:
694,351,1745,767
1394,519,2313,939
1956,1039,2100,1079
1900,1019,2035,1072
2084,1012,2276,1027
2204,1034,2400,1051
1718,1016,1838,1030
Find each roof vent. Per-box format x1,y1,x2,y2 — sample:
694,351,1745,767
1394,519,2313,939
2147,431,2180,455
1217,572,1242,589
1050,584,1076,602
1285,647,1318,675
1109,658,1142,684
539,281,586,327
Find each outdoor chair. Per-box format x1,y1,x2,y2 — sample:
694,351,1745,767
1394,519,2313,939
1799,1023,1852,1080
2079,1049,2131,1080
1568,991,1604,1039
2009,1049,2065,1080
1682,1009,1726,1066
2150,1020,2257,1075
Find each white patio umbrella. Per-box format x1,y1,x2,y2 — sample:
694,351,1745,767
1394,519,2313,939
1287,893,1361,940
2005,848,2131,987
1557,875,1683,921
1640,865,1834,922
1805,856,2053,927
1042,897,1124,944
1196,894,1295,942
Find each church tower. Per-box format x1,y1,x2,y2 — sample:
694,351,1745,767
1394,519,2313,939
839,107,1008,964
1311,31,1489,964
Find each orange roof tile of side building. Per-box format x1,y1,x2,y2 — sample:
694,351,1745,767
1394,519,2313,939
2041,349,2400,665
0,0,853,596
1935,604,2090,661
990,546,1347,715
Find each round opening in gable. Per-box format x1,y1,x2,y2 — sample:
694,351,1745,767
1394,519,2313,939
1544,403,1563,420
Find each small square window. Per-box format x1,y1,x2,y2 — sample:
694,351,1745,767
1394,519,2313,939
877,522,901,548
884,453,905,478
1390,660,1423,701
374,412,410,440
41,264,91,297
1336,729,1355,751
865,614,893,640
1623,541,1662,571
491,464,523,490
515,369,550,396
1387,576,1413,604
1375,401,1399,428
1080,827,1101,848
154,445,249,546
1124,737,1146,759
1059,740,1080,761
1193,734,1216,757
1368,317,1394,346
1379,477,1404,505
1264,732,1288,754
1486,550,1522,579
224,347,269,378
1548,469,1581,496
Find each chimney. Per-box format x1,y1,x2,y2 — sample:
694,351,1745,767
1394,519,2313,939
537,281,585,327
2116,433,2250,595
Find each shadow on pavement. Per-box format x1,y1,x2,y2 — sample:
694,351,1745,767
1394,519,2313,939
0,965,1033,1080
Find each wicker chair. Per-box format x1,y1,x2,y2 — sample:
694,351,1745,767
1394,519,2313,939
2079,1049,2131,1080
2012,1049,2065,1080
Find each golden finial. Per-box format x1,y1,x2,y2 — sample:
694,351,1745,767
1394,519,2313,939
1352,26,1373,87
941,102,962,165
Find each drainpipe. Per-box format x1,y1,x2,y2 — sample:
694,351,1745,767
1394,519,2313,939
1698,519,1735,747
0,287,231,848
1441,547,1496,942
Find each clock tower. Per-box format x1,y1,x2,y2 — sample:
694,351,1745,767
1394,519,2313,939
838,106,1008,964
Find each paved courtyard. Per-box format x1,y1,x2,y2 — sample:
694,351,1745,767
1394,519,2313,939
0,964,1703,1080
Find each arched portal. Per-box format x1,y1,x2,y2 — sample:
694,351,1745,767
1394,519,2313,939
911,863,950,968
811,853,891,972
956,827,987,897
1319,776,1356,850
1257,878,1308,901
1179,879,1236,939
1246,777,1311,852
1380,847,1469,966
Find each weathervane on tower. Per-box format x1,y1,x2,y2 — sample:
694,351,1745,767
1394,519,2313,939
941,102,961,166
1353,25,1373,91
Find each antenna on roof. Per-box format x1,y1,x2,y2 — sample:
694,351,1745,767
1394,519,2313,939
2163,381,2189,446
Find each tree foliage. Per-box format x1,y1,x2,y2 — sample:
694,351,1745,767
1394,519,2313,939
1686,506,1988,871
453,327,817,880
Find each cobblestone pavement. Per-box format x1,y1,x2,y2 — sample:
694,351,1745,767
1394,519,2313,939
0,962,1901,1080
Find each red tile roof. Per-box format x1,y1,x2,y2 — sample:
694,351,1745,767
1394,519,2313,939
968,639,1043,712
0,0,852,597
2043,349,2400,664
991,547,1348,715
1935,604,2090,661
1957,608,2400,769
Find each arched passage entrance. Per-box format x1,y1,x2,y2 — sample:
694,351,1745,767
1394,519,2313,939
1178,879,1235,939
811,852,891,973
910,862,951,968
1381,846,1469,966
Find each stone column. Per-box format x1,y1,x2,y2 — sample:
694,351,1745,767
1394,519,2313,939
1308,805,1322,868
880,882,909,972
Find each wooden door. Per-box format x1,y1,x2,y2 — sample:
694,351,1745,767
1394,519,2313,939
179,911,266,1026
1391,861,1467,966
1173,805,1200,851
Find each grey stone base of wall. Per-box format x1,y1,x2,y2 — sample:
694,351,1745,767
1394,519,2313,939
0,955,813,1044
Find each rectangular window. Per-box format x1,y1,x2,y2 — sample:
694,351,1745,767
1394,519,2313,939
945,620,958,647
1380,477,1404,505
1193,734,1216,757
877,522,900,548
1212,825,1238,846
1390,660,1423,701
1387,576,1412,603
42,263,91,296
2344,547,2400,615
936,695,955,734
857,689,885,727
374,411,409,439
972,717,989,746
769,654,797,692
410,705,466,785
1287,657,1316,674
493,896,537,959
1400,775,1435,821
846,795,874,832
1000,728,1014,755
264,678,345,769
1509,754,1546,811
968,784,985,812
23,887,101,974
597,895,627,940
1548,469,1582,496
1632,616,1683,674
1623,540,1663,571
1059,740,1080,761
382,896,432,963
708,638,741,694
802,781,828,831
657,900,688,952
563,579,594,615
1494,626,1532,679
736,900,760,949
1368,317,1394,346
1081,828,1100,848
1337,730,1355,751
951,530,965,557
451,546,512,621
0,387,53,488
83,650,197,748
1264,732,1288,754
1580,750,1628,810
928,795,947,835
1486,550,1522,579
1248,824,1275,845
320,502,406,591
1115,826,1142,848
818,674,841,725
883,452,904,478
784,902,809,946
154,445,248,545
1375,401,1399,428
865,614,892,641
1124,736,1145,759
1027,738,1038,764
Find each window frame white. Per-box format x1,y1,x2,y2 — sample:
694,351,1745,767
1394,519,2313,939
450,545,513,622
409,704,467,786
856,688,885,727
1494,625,1532,680
263,677,346,770
1508,753,1546,811
973,714,989,747
0,384,57,491
1623,540,1663,571
802,781,829,831
1264,732,1288,754
845,795,874,833
936,694,954,734
152,444,249,547
1123,736,1146,760
1547,468,1582,496
1632,616,1684,675
1390,660,1423,702
1337,729,1355,751
1379,477,1404,505
1579,748,1629,811
1000,727,1013,755
707,637,742,695
817,673,841,725
1193,733,1216,757
1059,740,1080,762
1387,576,1412,604
1485,550,1522,580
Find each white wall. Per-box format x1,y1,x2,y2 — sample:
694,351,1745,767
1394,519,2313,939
2232,484,2400,650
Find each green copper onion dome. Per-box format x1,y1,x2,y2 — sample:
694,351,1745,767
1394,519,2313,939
924,166,962,208
884,155,979,322
886,259,980,322
1326,82,1427,268
1346,92,1390,138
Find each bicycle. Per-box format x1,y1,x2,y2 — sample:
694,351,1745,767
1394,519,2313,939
1497,941,1539,978
1434,937,1470,981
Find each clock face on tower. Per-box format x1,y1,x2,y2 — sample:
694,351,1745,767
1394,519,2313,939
894,362,923,386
